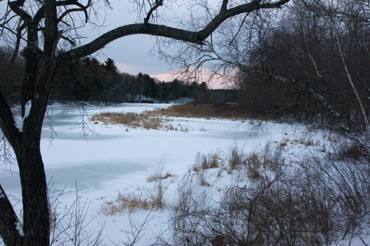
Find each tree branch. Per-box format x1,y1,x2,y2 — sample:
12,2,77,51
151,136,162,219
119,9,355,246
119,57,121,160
11,19,26,63
198,0,290,40
144,0,163,25
0,184,24,245
220,0,228,12
59,0,290,62
56,0,92,23
8,0,31,22
58,23,204,62
0,91,21,148
274,74,370,162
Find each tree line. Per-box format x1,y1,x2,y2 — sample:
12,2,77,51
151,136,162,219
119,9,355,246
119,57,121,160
234,0,370,130
166,0,369,131
0,49,208,103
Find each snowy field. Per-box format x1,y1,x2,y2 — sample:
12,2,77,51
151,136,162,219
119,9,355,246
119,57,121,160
0,103,367,245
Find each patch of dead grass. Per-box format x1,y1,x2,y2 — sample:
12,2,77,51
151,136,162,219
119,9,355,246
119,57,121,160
158,104,250,120
147,171,174,182
192,152,222,172
92,103,252,131
92,111,176,131
101,188,165,216
100,192,150,215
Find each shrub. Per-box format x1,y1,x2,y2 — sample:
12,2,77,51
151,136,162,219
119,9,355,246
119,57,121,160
169,143,369,245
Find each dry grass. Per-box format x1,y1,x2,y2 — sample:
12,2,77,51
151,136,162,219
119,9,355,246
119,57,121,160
91,104,251,131
192,152,222,172
191,152,222,187
158,104,250,120
101,192,150,216
102,168,170,215
101,189,165,216
246,143,284,181
92,111,175,130
147,171,174,182
228,146,246,170
171,138,369,246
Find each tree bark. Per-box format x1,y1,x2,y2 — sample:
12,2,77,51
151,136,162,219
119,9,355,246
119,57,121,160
17,144,50,245
0,185,24,246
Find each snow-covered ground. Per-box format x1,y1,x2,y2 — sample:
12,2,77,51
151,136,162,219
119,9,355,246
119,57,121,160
0,103,367,245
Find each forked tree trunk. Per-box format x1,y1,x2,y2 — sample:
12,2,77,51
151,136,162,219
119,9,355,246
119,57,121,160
0,95,51,245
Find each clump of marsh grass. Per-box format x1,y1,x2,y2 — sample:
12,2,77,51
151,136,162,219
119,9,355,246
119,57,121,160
92,111,181,131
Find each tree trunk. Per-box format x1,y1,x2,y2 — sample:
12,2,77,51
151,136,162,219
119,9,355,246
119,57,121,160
17,145,50,245
0,138,50,246
0,52,52,245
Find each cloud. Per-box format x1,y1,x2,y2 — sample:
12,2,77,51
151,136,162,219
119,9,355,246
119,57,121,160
115,63,145,75
151,72,176,82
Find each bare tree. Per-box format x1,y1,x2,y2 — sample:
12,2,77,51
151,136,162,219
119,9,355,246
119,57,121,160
312,0,370,128
0,0,290,245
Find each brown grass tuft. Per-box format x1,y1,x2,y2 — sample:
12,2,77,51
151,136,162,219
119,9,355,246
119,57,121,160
228,146,245,170
101,188,165,216
92,111,177,131
193,152,222,172
158,104,250,120
147,171,174,182
92,103,252,131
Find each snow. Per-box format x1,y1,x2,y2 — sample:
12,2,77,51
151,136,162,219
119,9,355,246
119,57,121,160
0,103,368,245
15,221,24,237
24,100,32,119
13,100,32,133
13,116,24,133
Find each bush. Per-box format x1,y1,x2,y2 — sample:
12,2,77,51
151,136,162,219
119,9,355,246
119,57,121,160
169,144,370,245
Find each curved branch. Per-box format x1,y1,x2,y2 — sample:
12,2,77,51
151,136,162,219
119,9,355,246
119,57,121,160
59,0,290,62
198,0,290,40
8,1,31,22
58,23,204,62
33,0,91,27
57,0,91,23
60,34,76,47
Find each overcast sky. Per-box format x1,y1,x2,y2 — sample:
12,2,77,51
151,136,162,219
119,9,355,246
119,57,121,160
95,34,172,81
0,1,227,87
80,1,184,82
78,1,230,88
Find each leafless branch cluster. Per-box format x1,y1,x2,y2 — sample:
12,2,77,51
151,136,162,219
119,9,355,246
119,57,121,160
49,186,104,246
169,143,370,245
